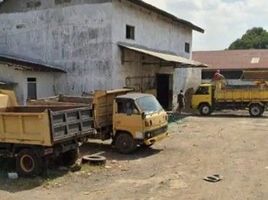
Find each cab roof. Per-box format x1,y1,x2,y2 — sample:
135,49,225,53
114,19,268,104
116,93,153,100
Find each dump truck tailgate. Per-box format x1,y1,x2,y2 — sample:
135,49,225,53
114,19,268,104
50,107,93,144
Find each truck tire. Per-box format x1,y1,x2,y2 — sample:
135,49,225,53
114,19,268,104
249,104,264,117
115,133,137,154
61,149,79,166
199,104,212,116
16,149,43,177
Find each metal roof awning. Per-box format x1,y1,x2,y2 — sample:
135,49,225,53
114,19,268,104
0,55,66,73
0,80,17,86
119,43,208,68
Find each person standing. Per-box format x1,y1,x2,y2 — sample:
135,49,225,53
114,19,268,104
177,90,185,114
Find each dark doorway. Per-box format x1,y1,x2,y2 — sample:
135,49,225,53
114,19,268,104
27,77,37,100
156,74,173,110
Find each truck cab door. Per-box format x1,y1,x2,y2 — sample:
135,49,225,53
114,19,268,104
113,99,143,138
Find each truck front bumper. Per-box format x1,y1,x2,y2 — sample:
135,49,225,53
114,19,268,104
144,131,169,145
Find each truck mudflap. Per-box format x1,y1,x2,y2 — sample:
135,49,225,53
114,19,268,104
144,131,169,145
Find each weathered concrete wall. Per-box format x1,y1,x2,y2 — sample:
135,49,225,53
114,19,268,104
111,0,201,108
203,79,254,86
112,0,193,57
0,2,113,95
0,0,111,14
0,65,58,104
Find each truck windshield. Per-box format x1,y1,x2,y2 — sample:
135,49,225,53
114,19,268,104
136,96,163,114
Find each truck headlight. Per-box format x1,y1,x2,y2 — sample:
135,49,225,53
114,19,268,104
146,132,152,138
165,115,168,121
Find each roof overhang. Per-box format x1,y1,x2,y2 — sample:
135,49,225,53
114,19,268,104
0,80,17,86
0,55,66,73
119,43,208,68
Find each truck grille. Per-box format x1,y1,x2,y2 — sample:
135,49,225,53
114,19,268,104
145,125,168,139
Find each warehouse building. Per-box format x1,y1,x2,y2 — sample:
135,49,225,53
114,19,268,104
0,0,205,109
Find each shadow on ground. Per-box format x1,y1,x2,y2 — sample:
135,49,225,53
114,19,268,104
0,144,163,192
168,113,190,123
173,110,268,119
80,142,163,161
0,158,67,193
196,112,268,119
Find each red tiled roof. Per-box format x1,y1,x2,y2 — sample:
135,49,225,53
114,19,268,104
193,50,268,70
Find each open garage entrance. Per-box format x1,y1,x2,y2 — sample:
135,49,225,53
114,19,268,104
156,74,173,110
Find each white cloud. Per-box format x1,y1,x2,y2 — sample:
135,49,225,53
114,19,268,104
144,0,268,50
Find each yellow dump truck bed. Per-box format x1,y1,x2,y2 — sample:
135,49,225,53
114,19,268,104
0,106,94,146
215,87,268,102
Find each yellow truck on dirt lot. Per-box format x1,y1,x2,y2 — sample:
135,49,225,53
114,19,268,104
0,90,94,176
30,89,169,154
192,82,268,117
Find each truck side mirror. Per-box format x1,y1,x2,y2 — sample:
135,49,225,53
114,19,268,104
142,112,146,119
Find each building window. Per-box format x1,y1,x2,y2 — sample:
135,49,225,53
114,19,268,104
27,77,37,100
126,25,135,40
185,42,190,53
26,1,41,8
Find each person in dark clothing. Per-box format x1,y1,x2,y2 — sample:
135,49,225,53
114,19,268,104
177,90,185,114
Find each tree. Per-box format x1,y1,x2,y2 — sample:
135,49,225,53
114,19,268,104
228,27,268,50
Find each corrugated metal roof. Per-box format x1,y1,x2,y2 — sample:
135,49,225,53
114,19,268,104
126,0,204,33
0,55,66,73
193,50,268,70
119,43,208,68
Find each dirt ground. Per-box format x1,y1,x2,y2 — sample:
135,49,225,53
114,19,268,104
0,111,267,200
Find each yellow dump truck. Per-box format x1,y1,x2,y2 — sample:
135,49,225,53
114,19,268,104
192,82,268,117
0,90,94,176
30,89,169,154
89,89,168,153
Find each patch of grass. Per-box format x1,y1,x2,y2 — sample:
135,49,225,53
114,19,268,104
0,157,105,192
81,163,104,172
168,114,185,123
0,157,68,192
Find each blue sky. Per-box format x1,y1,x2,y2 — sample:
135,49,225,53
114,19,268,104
144,0,268,51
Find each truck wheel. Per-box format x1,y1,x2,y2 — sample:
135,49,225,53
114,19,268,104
199,104,212,116
62,149,79,166
249,104,264,117
115,133,137,154
16,149,43,177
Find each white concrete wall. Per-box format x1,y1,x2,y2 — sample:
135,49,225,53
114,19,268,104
203,79,254,86
0,64,58,104
0,2,113,95
21,71,60,104
112,0,193,57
